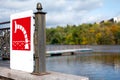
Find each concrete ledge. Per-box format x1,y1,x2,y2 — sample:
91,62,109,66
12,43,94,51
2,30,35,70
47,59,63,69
0,67,89,80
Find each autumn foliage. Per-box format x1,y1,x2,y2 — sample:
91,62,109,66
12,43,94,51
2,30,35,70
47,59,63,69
46,22,120,45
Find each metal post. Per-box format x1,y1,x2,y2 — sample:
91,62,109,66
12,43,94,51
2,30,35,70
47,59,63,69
33,2,47,75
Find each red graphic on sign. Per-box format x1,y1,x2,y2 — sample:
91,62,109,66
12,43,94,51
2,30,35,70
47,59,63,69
12,17,31,51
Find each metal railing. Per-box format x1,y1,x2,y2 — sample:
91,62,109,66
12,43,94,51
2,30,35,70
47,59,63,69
0,21,10,58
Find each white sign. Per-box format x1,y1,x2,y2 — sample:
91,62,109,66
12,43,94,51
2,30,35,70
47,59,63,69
10,10,34,72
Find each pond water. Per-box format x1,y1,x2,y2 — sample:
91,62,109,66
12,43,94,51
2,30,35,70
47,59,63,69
46,52,120,80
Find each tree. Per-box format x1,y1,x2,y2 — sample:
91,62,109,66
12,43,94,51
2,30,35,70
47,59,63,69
46,22,120,45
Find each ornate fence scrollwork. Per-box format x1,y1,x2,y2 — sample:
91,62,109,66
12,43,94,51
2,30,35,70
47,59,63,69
0,21,10,59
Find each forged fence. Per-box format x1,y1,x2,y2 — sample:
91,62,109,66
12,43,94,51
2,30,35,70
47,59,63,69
0,21,10,57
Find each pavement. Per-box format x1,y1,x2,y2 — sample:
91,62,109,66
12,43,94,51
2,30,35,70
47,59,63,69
0,76,14,80
0,57,89,80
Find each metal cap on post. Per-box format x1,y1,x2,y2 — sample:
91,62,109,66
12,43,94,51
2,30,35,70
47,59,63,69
36,2,43,11
32,2,47,75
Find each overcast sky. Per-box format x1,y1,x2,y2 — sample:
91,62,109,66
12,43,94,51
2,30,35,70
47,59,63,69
0,0,120,27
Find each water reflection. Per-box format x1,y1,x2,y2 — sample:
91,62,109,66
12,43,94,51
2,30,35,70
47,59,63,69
46,53,120,80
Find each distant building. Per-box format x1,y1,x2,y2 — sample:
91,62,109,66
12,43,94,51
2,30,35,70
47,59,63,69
108,17,120,23
100,20,108,24
94,22,100,24
99,17,120,24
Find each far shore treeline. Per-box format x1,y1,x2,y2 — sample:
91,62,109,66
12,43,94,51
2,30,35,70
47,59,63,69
46,22,120,45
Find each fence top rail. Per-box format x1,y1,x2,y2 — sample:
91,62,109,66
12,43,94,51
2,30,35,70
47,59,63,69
0,27,10,30
0,21,10,24
0,21,10,30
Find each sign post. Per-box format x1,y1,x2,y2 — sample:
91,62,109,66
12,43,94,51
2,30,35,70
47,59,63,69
10,10,34,72
33,2,47,74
